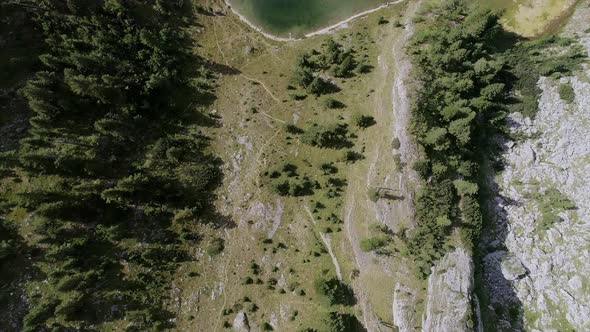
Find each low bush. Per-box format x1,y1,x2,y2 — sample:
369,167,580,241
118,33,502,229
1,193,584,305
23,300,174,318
558,83,575,103
320,162,338,175
360,237,388,252
290,93,307,100
325,312,362,332
271,178,314,197
341,150,363,163
285,124,304,134
323,98,345,109
367,188,379,202
314,278,355,306
351,113,376,128
206,238,225,256
301,124,350,149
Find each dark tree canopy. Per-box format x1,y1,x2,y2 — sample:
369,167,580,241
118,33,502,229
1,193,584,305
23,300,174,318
3,0,221,330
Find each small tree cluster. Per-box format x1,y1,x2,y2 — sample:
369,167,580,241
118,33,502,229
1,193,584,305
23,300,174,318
301,124,351,149
314,278,355,306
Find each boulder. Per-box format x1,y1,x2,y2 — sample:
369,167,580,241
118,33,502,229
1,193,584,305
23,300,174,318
422,247,475,332
500,255,527,281
232,312,250,332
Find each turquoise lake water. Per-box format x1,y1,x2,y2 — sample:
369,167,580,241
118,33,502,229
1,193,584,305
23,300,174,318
229,0,391,37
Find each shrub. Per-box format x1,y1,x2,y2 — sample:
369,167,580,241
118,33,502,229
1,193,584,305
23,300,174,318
289,93,307,101
532,188,576,232
272,181,290,196
354,61,372,74
453,180,478,196
282,163,298,177
412,160,431,179
408,180,457,278
557,83,575,103
271,178,314,197
56,273,85,292
325,312,361,332
320,163,338,175
332,54,355,77
323,39,343,66
460,195,482,243
23,298,59,329
360,237,388,252
351,113,375,128
314,278,355,306
323,98,344,109
341,150,363,163
285,124,304,134
206,238,225,256
367,188,379,202
292,66,314,87
54,291,84,320
307,77,336,95
301,124,350,148
249,261,260,274
244,302,258,313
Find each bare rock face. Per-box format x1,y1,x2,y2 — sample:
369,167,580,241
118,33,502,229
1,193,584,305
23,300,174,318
481,4,590,330
393,282,419,332
500,253,528,281
232,312,250,332
422,247,475,332
492,76,590,330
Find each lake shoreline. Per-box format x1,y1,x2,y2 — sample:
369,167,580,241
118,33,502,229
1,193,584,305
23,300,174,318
223,0,405,42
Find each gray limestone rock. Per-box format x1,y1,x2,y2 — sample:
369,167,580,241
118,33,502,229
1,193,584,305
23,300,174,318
482,5,590,329
422,247,475,332
232,312,250,332
393,282,419,332
500,254,528,281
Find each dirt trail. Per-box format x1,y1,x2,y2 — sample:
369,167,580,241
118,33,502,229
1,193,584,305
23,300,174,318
341,1,421,330
240,74,281,104
212,20,228,65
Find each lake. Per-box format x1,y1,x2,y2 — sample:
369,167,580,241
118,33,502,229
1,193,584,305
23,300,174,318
228,0,392,38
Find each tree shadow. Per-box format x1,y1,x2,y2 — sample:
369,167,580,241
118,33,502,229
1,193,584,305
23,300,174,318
475,106,525,331
204,60,242,76
473,26,527,332
476,168,526,331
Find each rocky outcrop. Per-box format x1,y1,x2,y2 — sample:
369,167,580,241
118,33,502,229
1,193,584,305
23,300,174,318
481,4,590,330
232,312,250,332
422,247,475,332
393,282,419,332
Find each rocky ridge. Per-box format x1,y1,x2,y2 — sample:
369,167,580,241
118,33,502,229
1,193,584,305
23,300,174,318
422,247,475,332
482,2,590,330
